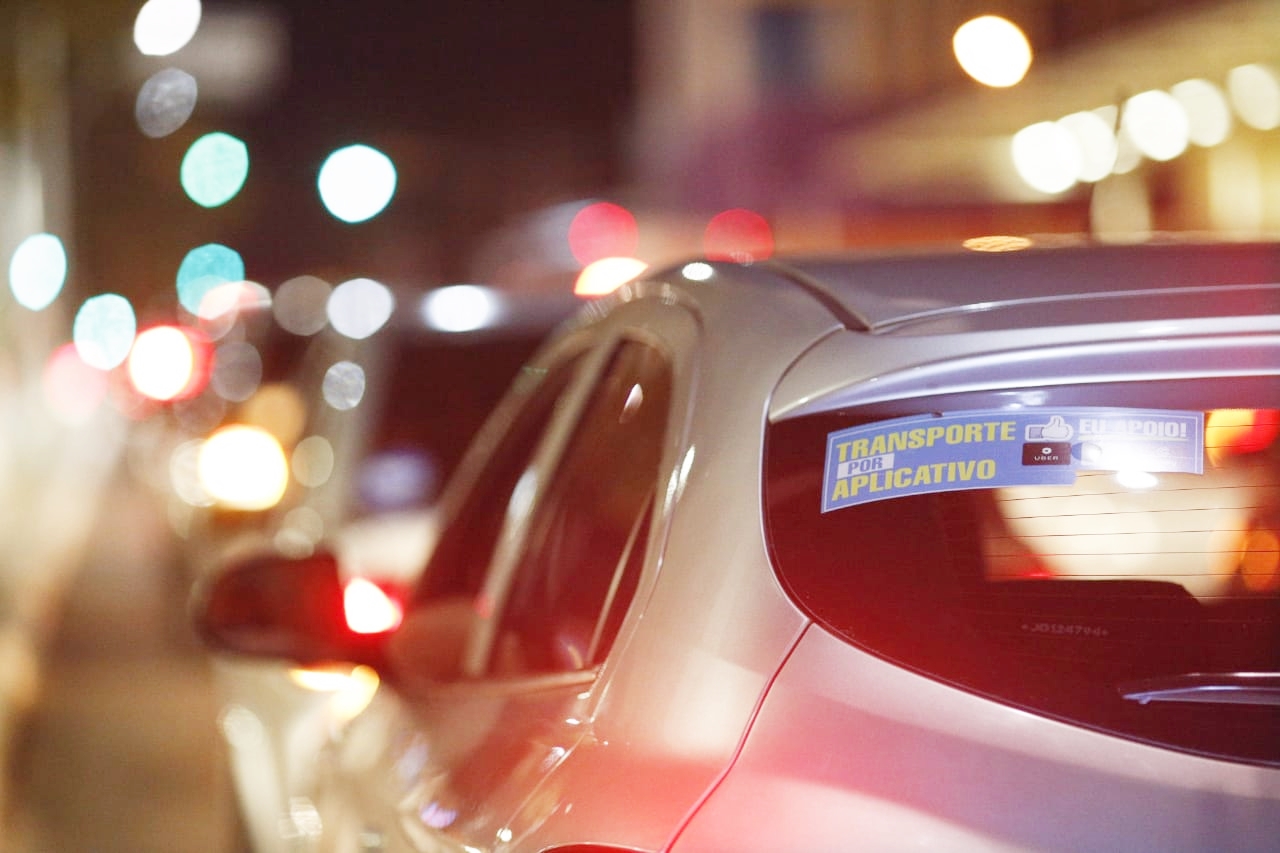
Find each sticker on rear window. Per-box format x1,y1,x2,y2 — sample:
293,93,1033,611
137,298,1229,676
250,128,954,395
822,408,1204,512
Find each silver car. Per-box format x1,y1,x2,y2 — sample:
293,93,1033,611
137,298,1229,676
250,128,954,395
195,238,1280,852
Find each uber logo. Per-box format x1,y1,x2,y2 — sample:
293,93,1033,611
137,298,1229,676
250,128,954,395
1021,441,1072,465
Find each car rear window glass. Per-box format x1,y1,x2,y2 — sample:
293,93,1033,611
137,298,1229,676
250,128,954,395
765,389,1280,767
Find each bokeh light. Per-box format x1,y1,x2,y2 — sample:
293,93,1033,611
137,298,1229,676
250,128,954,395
127,325,211,401
273,275,332,335
567,201,639,266
277,506,326,557
181,132,250,208
1239,528,1280,593
317,144,397,223
327,664,381,721
1171,79,1232,147
42,343,109,426
328,277,393,339
1012,121,1080,194
322,361,366,411
1122,89,1190,162
292,435,335,488
1206,408,1280,466
963,235,1034,252
197,280,272,340
343,578,403,634
681,262,714,281
8,232,67,311
177,243,245,315
358,449,438,511
1227,64,1280,131
703,208,774,262
133,0,202,57
169,438,213,507
210,340,262,402
1057,110,1117,182
135,68,198,138
73,294,137,370
197,424,289,511
240,383,307,447
1110,113,1144,175
952,15,1032,88
574,257,648,297
421,284,500,332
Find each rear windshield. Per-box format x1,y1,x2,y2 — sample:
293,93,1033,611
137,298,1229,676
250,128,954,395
764,384,1280,766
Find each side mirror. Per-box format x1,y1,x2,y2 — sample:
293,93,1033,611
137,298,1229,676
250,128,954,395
191,550,390,669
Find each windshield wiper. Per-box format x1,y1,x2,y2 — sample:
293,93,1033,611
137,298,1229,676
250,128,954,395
1119,672,1280,707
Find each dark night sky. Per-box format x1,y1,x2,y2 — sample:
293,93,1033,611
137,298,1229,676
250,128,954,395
79,1,636,301
233,2,634,282
277,1,635,136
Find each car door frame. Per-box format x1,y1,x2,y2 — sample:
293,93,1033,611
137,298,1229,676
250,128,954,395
350,289,703,852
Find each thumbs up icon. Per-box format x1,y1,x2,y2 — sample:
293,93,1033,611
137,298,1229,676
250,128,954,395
1027,415,1073,441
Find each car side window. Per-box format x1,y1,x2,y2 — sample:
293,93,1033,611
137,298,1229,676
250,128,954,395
415,360,580,604
487,340,671,676
389,358,585,687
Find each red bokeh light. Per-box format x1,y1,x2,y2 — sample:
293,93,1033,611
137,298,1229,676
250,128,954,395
42,343,110,424
568,202,639,266
704,208,775,262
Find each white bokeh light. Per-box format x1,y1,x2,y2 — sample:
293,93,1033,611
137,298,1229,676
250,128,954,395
327,277,394,340
421,285,501,333
133,0,202,57
1012,121,1081,194
170,439,213,507
292,435,335,488
1171,78,1233,147
323,361,366,411
952,16,1032,88
317,145,398,223
198,425,289,511
211,340,263,402
1057,111,1117,183
1122,90,1190,162
128,326,196,401
1227,64,1280,131
681,262,714,282
273,275,332,336
135,67,198,138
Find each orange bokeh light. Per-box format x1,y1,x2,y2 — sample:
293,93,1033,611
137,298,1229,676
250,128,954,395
1206,408,1280,465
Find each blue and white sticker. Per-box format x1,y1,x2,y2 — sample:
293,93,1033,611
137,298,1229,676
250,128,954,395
822,407,1204,512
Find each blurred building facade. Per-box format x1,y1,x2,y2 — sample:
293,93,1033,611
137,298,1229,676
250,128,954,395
632,0,1280,248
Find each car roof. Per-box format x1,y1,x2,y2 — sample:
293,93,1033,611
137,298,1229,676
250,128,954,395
767,239,1280,333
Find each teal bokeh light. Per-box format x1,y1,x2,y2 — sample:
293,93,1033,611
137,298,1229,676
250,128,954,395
73,293,137,370
177,243,245,315
181,132,249,208
8,232,67,311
